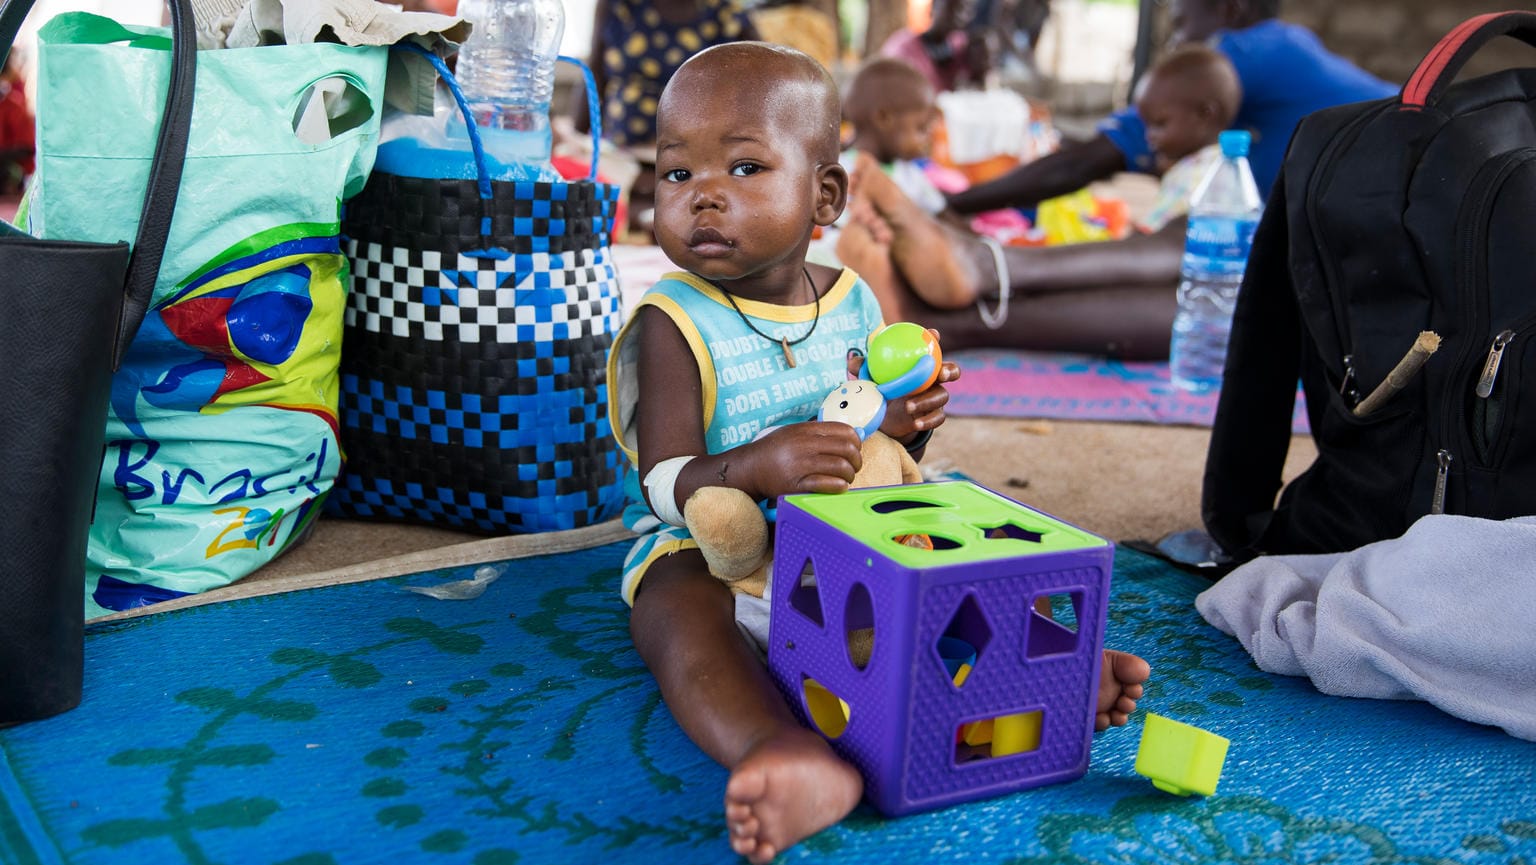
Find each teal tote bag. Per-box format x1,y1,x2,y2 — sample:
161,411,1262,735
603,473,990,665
25,11,388,617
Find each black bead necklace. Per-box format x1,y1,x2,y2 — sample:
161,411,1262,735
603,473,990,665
715,267,821,368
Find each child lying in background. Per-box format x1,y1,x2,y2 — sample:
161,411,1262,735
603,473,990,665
1131,44,1242,233
845,55,1149,251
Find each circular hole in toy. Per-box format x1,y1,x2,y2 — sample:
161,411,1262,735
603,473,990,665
800,676,850,739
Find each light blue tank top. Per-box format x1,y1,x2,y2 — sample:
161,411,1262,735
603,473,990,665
606,267,885,605
608,268,886,466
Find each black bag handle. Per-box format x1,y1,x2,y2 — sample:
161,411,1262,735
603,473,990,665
0,0,196,370
1402,10,1536,110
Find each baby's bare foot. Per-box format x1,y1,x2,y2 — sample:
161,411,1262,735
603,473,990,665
1097,649,1150,731
724,726,863,864
851,153,997,310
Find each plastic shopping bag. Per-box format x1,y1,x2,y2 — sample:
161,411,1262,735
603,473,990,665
26,12,387,616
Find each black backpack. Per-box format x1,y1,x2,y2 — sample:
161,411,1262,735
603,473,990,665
1203,11,1536,561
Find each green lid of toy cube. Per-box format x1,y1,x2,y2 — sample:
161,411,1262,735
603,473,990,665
783,480,1108,569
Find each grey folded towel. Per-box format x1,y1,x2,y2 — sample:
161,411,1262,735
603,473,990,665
1195,514,1536,741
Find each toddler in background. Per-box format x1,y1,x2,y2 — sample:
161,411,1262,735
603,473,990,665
1132,44,1243,233
841,56,952,217
815,56,1030,267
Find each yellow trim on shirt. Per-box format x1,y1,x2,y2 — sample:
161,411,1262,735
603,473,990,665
606,292,720,467
643,292,719,433
660,268,859,323
607,311,639,465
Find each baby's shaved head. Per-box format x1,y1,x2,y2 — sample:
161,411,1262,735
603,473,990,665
843,57,933,129
659,42,843,164
1146,44,1241,126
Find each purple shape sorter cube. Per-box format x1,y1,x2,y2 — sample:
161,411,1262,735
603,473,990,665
767,480,1112,817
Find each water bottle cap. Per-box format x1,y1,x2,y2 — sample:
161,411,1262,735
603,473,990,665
1218,129,1251,158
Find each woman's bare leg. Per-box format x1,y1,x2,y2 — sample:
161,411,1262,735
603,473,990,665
850,152,1188,340
922,280,1179,358
849,153,994,309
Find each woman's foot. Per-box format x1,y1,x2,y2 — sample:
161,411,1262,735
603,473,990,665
724,726,864,864
1097,649,1150,731
834,210,923,324
849,152,999,310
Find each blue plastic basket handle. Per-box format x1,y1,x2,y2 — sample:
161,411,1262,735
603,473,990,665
393,42,603,200
560,53,604,182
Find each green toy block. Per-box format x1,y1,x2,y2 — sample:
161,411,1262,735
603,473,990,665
1134,712,1230,796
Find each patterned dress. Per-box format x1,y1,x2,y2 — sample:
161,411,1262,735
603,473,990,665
598,0,752,147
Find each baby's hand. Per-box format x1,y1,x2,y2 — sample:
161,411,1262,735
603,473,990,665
881,359,962,443
742,421,863,500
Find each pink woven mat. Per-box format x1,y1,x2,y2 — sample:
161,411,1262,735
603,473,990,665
945,348,1311,433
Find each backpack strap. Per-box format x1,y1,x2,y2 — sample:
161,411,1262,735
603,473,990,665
1403,11,1536,109
1201,171,1302,561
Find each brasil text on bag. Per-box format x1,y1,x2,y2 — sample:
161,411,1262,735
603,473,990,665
0,0,193,722
1203,12,1536,560
327,47,627,534
26,10,388,616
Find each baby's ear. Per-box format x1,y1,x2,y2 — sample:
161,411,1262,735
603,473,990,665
815,160,849,227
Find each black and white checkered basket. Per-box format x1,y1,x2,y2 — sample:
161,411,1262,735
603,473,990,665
326,48,627,533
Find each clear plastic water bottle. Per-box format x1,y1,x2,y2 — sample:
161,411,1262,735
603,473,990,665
376,0,564,182
455,0,563,170
1169,129,1263,393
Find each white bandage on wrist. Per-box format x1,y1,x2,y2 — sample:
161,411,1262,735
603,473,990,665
643,455,696,527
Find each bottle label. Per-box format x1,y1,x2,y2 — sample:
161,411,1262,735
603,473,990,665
1182,214,1258,277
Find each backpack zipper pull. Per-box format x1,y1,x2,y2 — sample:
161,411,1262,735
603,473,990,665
1431,448,1453,514
1475,329,1515,398
1339,354,1359,405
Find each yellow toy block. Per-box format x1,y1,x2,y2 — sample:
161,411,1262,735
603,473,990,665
991,711,1043,756
960,718,992,746
1134,712,1229,796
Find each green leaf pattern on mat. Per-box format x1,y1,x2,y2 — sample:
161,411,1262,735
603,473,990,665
83,798,280,850
354,566,718,850
1113,587,1275,717
85,609,498,863
1001,795,1458,865
274,854,337,865
63,549,1531,864
1456,820,1536,863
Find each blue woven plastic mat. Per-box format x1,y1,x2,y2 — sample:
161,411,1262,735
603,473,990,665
1,541,1531,864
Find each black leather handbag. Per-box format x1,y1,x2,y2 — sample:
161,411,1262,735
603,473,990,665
0,0,193,724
